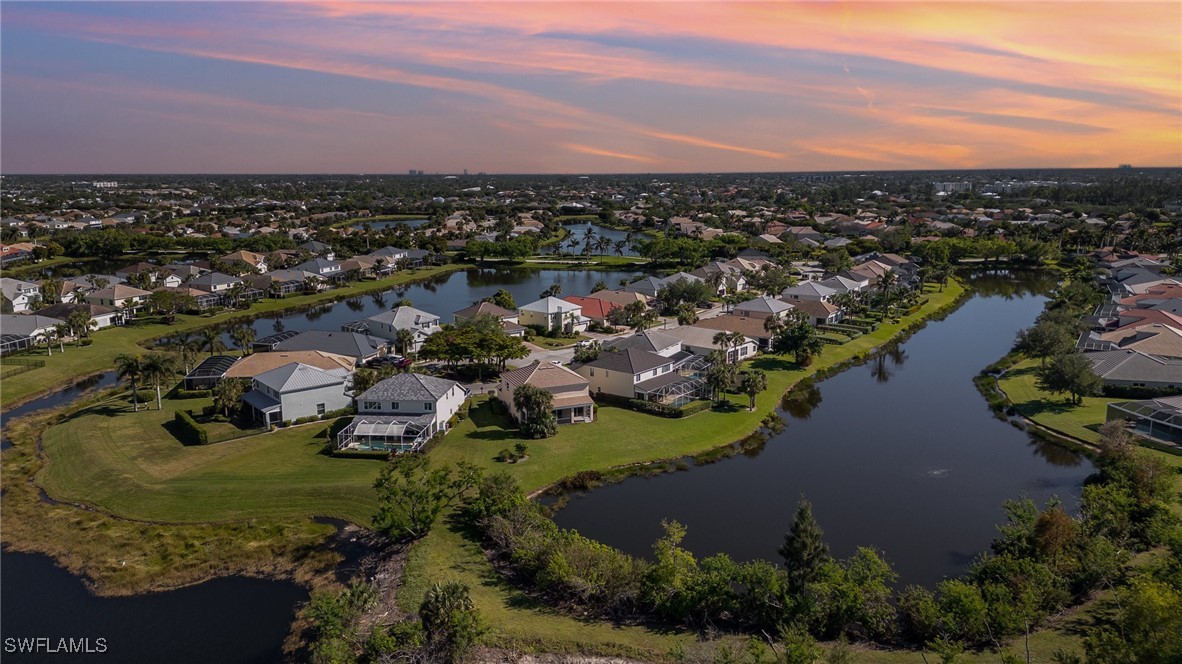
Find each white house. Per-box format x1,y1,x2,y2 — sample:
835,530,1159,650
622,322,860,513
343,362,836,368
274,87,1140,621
781,282,838,302
294,258,343,277
518,296,588,334
0,278,41,313
242,362,352,426
337,373,468,452
361,306,442,351
733,295,795,321
189,272,243,294
661,325,758,363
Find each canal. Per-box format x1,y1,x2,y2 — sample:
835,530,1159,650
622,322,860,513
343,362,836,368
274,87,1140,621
551,271,1094,588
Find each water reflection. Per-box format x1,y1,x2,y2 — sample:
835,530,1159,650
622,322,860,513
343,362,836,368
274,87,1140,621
781,383,823,420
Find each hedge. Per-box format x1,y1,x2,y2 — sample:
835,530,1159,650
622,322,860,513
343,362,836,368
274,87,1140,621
173,388,212,399
593,393,712,418
173,410,209,445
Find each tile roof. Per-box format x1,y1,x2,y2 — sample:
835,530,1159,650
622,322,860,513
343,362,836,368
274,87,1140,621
453,301,516,319
500,360,589,391
225,350,355,378
520,296,581,314
562,296,619,320
366,306,441,328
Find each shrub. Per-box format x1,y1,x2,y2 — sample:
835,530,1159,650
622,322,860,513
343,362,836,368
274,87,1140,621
173,388,212,399
78,338,93,347
173,410,209,445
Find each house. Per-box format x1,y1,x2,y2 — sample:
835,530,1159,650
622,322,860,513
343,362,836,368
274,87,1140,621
603,329,683,357
782,282,838,302
661,325,758,363
1085,349,1182,390
0,278,41,313
453,301,525,337
518,296,589,334
818,274,870,294
733,295,795,321
189,272,244,294
242,362,352,426
580,289,649,309
84,284,151,314
0,313,66,341
1106,395,1182,445
573,347,708,406
165,263,208,283
224,350,355,381
791,299,844,326
338,255,380,278
267,330,388,363
248,270,315,296
690,315,777,349
497,360,595,425
358,306,442,352
691,262,748,296
561,296,620,325
115,262,174,285
622,276,667,299
336,373,468,452
298,240,335,260
219,250,268,273
753,233,784,245
34,302,123,329
294,258,343,278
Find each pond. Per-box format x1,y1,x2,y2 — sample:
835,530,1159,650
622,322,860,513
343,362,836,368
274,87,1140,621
350,218,432,231
542,222,639,256
0,551,306,664
551,271,1094,588
242,267,645,340
1,371,118,429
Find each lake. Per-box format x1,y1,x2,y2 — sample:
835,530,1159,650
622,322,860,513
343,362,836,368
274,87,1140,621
350,218,432,231
542,222,639,256
242,267,645,340
551,271,1094,588
0,551,306,664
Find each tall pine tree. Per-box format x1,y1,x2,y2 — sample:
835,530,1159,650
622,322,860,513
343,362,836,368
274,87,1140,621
779,499,831,593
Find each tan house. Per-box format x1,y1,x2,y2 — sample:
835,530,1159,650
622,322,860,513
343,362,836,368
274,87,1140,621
84,284,152,314
497,360,594,424
224,350,356,380
220,250,269,273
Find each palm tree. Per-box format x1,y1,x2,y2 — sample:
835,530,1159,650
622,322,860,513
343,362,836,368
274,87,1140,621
741,369,768,411
712,330,744,363
41,328,55,356
395,328,417,359
141,353,176,410
53,323,70,353
201,327,227,356
67,309,95,338
229,325,256,355
613,239,628,256
115,353,145,412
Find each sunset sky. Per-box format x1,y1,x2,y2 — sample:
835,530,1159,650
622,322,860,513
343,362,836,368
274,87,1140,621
2,1,1179,174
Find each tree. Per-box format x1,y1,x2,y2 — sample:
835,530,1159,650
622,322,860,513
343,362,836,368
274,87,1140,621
201,327,228,356
53,323,70,354
779,499,830,593
741,369,767,411
704,350,739,404
772,320,826,366
675,302,698,326
419,582,482,664
513,384,557,439
1014,319,1076,366
372,454,481,540
1037,352,1102,404
229,324,256,355
67,309,97,338
212,377,247,417
115,353,145,412
395,328,417,358
141,352,176,410
485,289,516,310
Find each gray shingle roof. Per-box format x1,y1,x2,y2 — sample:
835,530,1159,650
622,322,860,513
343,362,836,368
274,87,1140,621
603,330,681,354
357,373,461,402
367,306,440,328
577,347,672,374
1086,349,1182,384
273,330,386,359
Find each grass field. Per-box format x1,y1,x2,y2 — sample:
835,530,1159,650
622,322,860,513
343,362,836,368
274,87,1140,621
0,264,462,409
38,395,383,524
996,359,1111,443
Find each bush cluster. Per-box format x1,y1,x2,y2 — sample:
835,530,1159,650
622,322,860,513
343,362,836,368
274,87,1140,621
173,410,208,445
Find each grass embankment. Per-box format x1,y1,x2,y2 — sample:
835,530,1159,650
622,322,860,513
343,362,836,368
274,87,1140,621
0,400,342,597
397,282,980,657
0,264,462,409
996,359,1111,443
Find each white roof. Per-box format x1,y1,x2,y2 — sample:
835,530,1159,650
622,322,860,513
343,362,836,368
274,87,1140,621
520,296,581,315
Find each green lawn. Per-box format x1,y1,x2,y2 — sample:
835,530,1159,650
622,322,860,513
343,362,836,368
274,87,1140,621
996,359,1111,443
37,394,384,524
0,265,462,409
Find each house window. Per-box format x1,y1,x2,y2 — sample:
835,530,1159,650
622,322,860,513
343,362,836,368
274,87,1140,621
363,401,381,411
316,403,326,415
390,402,399,410
424,402,433,411
589,368,595,376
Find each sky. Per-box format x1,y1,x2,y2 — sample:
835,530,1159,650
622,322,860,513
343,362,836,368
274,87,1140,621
1,1,1179,174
